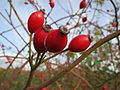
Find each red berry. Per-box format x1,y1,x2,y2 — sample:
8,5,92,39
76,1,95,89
102,85,107,90
111,23,116,27
107,10,110,12
49,88,52,90
45,27,68,52
5,61,11,64
7,57,12,61
75,67,81,70
28,10,44,34
66,22,71,25
82,17,87,22
82,82,87,88
42,78,47,81
41,88,47,90
40,73,45,78
47,62,51,67
80,0,87,9
1,44,4,47
73,88,76,90
34,74,39,78
81,72,86,76
49,0,55,8
88,30,92,34
24,2,29,5
33,24,52,53
33,27,50,53
68,35,91,52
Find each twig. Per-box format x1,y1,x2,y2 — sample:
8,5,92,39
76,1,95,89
0,43,29,89
110,0,120,55
8,0,30,36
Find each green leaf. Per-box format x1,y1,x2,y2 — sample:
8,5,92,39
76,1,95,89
86,57,92,65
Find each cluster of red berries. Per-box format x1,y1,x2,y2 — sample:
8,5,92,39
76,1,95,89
27,0,91,53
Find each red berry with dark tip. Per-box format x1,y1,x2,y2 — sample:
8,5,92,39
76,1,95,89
49,0,55,8
33,25,52,53
68,35,91,52
80,0,87,9
82,17,87,22
45,27,68,52
28,10,44,34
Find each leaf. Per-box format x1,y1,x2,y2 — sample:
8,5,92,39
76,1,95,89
86,57,92,65
102,66,109,71
94,60,101,67
70,53,77,59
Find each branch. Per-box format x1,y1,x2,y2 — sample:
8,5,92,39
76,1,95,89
110,0,120,54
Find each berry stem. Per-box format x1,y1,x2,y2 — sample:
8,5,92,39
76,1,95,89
34,51,47,69
29,34,33,69
37,51,46,65
45,8,53,24
35,53,40,65
41,49,68,63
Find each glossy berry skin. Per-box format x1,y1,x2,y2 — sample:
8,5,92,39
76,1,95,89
33,28,49,53
45,29,68,52
80,0,87,9
28,10,44,34
49,0,55,8
68,35,91,52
